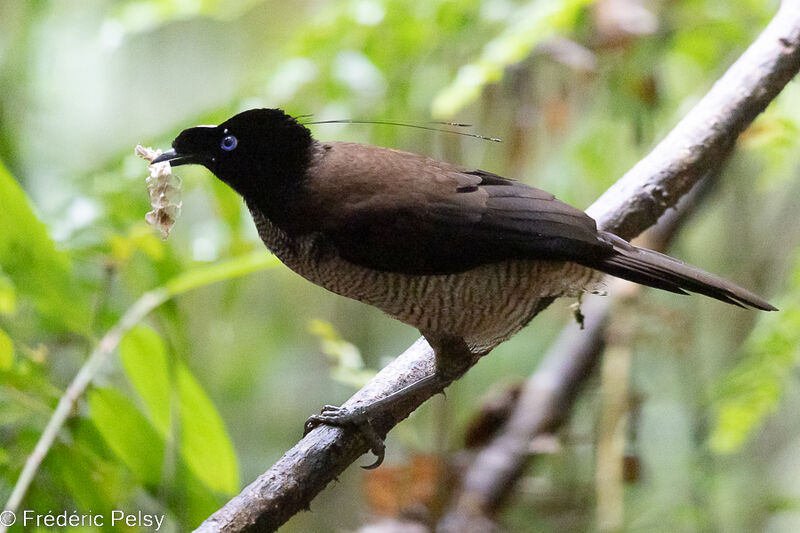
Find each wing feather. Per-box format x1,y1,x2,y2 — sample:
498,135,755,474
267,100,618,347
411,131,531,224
303,142,609,274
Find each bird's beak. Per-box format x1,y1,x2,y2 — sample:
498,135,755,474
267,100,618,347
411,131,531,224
151,148,201,167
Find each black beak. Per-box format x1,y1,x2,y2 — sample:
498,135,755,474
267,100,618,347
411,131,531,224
151,148,201,166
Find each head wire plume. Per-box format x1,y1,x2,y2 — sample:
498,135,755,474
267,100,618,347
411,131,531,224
299,118,502,142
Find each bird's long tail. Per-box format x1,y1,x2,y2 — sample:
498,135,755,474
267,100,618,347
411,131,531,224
587,231,776,311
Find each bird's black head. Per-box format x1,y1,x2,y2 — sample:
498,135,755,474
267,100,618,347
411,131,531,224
153,108,314,202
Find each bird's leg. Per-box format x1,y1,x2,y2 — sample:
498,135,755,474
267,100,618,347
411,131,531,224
304,334,473,468
426,333,475,385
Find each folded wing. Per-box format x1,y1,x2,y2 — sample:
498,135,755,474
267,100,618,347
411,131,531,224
306,143,611,274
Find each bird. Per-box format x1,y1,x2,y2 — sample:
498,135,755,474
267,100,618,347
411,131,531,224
153,107,775,466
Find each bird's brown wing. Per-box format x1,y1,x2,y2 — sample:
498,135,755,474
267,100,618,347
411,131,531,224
304,142,612,274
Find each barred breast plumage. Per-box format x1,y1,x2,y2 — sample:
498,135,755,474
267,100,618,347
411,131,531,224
250,208,602,352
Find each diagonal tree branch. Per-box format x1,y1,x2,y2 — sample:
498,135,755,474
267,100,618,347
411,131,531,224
196,3,800,532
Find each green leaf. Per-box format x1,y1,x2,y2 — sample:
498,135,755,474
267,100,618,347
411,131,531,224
432,0,595,118
0,160,89,331
308,319,375,389
119,325,239,494
177,364,239,494
109,224,167,263
47,424,127,515
0,328,12,370
165,459,226,528
119,325,172,435
0,274,15,316
89,388,165,486
164,250,280,297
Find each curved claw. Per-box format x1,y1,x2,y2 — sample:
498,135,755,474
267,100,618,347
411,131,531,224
357,420,386,470
362,451,385,470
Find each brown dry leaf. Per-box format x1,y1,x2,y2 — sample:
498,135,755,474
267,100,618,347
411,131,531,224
363,454,442,518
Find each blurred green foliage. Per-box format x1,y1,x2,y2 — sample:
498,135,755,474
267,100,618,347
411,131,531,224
710,253,800,454
308,319,376,389
432,0,595,117
0,160,89,333
0,0,798,531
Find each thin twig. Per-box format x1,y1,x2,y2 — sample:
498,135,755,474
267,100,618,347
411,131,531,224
198,4,800,531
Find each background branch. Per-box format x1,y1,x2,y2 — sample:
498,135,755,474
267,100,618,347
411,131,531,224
197,4,800,532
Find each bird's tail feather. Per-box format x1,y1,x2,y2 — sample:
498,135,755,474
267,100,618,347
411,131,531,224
587,231,776,311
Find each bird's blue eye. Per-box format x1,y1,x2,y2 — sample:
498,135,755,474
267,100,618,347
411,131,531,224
221,135,238,151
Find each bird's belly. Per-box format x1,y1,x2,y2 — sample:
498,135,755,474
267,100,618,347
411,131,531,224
309,258,601,350
252,210,602,350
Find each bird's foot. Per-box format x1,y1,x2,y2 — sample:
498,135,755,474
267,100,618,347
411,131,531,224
303,373,444,469
304,404,387,469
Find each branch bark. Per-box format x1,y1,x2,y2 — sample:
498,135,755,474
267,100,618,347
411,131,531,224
196,4,800,532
